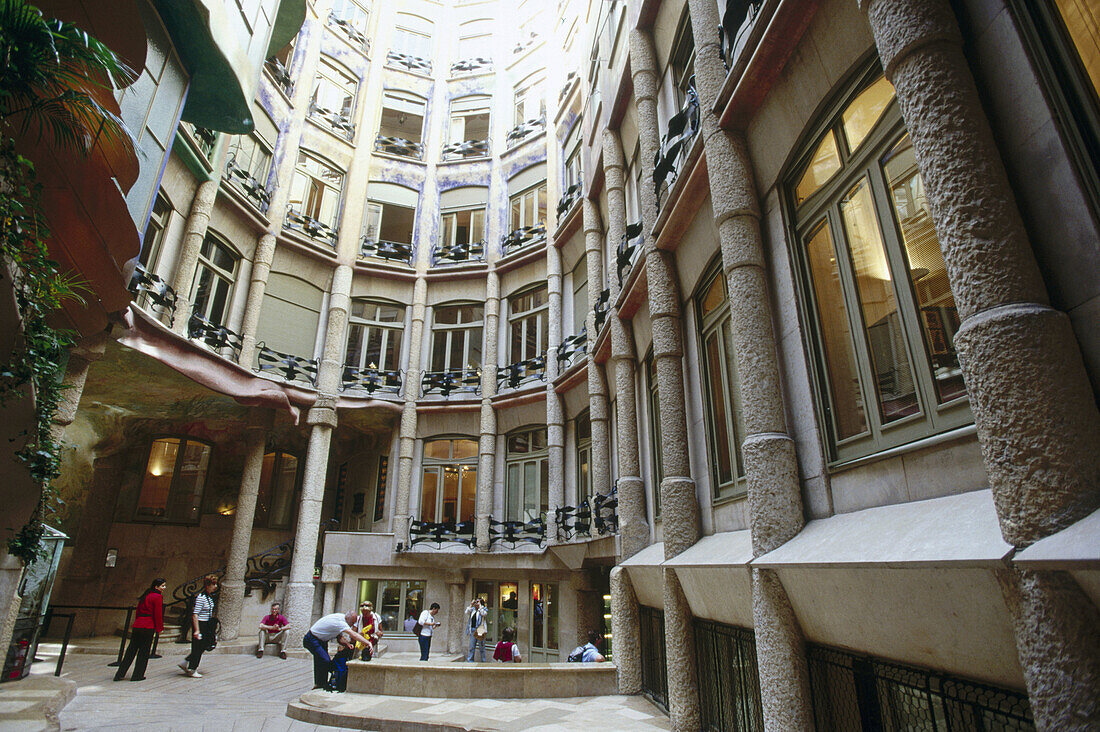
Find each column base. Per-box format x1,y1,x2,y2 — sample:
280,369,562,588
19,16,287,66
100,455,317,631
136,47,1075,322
752,568,814,731
218,579,246,641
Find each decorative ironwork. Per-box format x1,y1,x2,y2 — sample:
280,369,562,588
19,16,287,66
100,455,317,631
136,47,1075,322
243,540,295,599
409,520,476,549
421,368,481,397
433,239,485,265
807,644,1035,731
224,155,273,212
593,288,610,333
556,327,587,369
327,12,369,52
617,220,644,286
387,50,432,74
695,620,764,731
189,125,217,158
127,263,177,325
359,237,413,265
639,605,669,710
308,102,355,140
285,208,339,247
559,70,578,104
653,81,700,212
506,115,545,146
441,138,490,160
555,487,617,541
341,364,402,395
374,134,424,160
451,57,493,75
488,516,545,548
265,56,294,97
187,313,244,361
719,1,762,70
255,343,318,384
497,355,546,390
557,182,582,218
501,222,546,255
512,33,538,56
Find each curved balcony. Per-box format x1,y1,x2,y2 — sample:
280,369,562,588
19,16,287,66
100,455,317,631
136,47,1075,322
512,33,538,56
556,327,587,370
308,102,355,141
497,355,546,390
720,1,763,70
341,364,402,396
421,368,481,397
408,519,475,550
285,208,339,248
556,182,582,219
264,56,294,97
559,70,578,105
187,313,244,362
555,487,618,541
501,222,546,256
224,155,274,213
440,138,490,161
433,239,485,265
653,81,700,212
359,237,413,265
327,12,369,54
374,134,424,160
616,220,643,287
450,57,493,75
593,288,610,333
255,343,318,385
386,50,432,75
127,263,178,327
506,115,546,147
488,516,546,548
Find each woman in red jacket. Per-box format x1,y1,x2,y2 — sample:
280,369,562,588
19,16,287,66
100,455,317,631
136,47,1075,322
114,578,165,682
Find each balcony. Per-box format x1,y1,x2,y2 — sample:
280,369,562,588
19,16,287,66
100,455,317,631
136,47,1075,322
308,102,355,141
616,221,643,287
409,520,475,550
720,1,763,70
421,368,481,397
187,313,244,362
559,70,578,105
341,364,402,396
255,343,318,385
327,12,370,54
264,56,294,97
512,32,538,56
359,237,413,265
488,516,546,549
450,57,493,75
555,487,618,541
285,208,339,248
593,288,610,333
127,264,177,327
505,115,545,147
497,355,546,390
556,327,587,370
433,239,485,265
440,138,490,161
653,82,700,213
187,124,217,159
374,134,424,160
386,50,431,75
224,156,274,213
556,182,581,218
501,222,546,256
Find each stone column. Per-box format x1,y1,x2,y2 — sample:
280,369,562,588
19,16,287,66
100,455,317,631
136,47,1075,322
860,1,1100,727
321,564,343,617
582,200,612,501
317,265,352,393
475,272,501,549
684,0,814,727
546,245,566,536
237,232,276,367
630,28,700,732
393,277,428,549
447,578,465,655
609,566,642,694
170,178,220,335
602,130,649,560
218,417,269,640
285,396,337,634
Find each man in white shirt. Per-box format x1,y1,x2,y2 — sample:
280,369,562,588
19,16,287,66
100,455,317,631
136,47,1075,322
303,611,371,691
417,603,441,661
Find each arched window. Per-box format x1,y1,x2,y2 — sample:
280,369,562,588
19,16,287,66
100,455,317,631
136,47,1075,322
505,427,548,522
394,12,433,60
286,152,344,244
135,437,212,524
345,300,405,373
377,89,427,157
420,438,478,524
508,285,548,364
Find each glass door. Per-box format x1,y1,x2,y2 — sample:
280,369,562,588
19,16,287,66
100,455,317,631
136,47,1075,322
473,580,520,644
528,582,559,662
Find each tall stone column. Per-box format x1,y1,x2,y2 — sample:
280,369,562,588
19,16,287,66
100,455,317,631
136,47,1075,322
630,28,701,732
684,0,814,728
317,265,352,393
602,130,649,560
475,272,501,550
609,566,641,694
218,416,269,640
582,200,611,502
546,244,566,537
237,232,276,367
447,577,465,655
50,332,108,439
860,1,1100,727
393,277,428,549
321,564,343,616
285,396,337,634
170,178,220,335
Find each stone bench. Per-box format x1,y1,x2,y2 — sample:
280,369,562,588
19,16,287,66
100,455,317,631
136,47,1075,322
346,659,618,699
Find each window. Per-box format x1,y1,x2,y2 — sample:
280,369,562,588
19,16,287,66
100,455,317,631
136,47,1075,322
575,412,592,502
255,451,298,528
329,0,370,47
474,580,519,644
697,267,746,499
359,579,424,633
420,438,478,523
667,9,695,106
378,90,426,145
191,234,239,327
139,195,171,269
393,13,433,60
345,301,405,373
431,304,484,371
789,70,969,463
508,286,548,364
505,428,549,523
528,582,559,663
625,143,641,223
287,152,344,233
448,95,491,145
572,254,588,337
440,208,486,254
363,201,416,246
514,74,545,126
509,183,547,231
564,146,582,191
646,352,662,516
225,133,273,207
135,437,212,523
310,57,357,135
457,18,492,61
265,38,295,94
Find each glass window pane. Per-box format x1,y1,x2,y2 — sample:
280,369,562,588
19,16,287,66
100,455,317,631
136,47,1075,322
425,440,450,459
469,327,482,367
453,439,478,459
841,75,896,154
523,461,537,520
539,458,548,515
700,274,725,317
404,582,424,629
796,131,841,205
345,324,364,368
460,466,477,522
545,583,559,650
840,178,920,424
722,318,746,479
432,331,448,370
137,438,180,518
380,582,401,632
506,464,521,521
705,333,734,486
271,454,298,528
442,466,460,523
420,469,438,521
168,440,210,523
531,583,544,649
1054,0,1100,97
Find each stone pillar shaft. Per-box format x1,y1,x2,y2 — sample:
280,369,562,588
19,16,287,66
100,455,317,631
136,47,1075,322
238,232,276,367
170,179,220,334
476,272,501,549
393,277,428,548
317,265,352,392
547,245,566,531
447,581,465,655
582,200,612,501
609,567,641,694
219,423,267,640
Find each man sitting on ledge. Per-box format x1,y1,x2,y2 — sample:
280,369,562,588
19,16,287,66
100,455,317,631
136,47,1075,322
303,611,371,692
257,601,289,659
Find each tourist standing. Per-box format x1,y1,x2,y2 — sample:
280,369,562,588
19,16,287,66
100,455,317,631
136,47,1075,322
417,602,441,661
356,601,383,660
114,578,165,682
178,575,218,677
464,597,488,662
493,627,522,662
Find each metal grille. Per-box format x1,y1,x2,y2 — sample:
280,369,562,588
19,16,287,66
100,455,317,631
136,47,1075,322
807,644,1035,732
694,620,764,731
639,605,668,711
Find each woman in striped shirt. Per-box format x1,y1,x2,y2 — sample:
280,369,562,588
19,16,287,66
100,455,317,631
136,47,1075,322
178,574,218,678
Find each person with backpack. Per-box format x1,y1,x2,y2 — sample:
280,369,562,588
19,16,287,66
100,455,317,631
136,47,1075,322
113,577,165,682
492,627,522,662
567,630,606,662
178,574,218,677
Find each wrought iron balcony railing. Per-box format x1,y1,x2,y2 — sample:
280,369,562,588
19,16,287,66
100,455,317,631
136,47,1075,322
557,182,582,218
224,156,274,213
617,220,644,287
555,487,618,541
719,1,762,70
341,364,402,395
433,239,485,265
488,516,545,548
556,327,587,369
441,138,489,160
559,70,578,104
359,237,413,265
374,134,424,160
264,56,294,97
308,102,355,141
593,288,610,333
506,115,545,146
497,355,546,390
653,81,700,213
450,57,493,75
327,12,370,53
255,343,318,385
187,313,244,361
409,519,475,549
127,263,178,326
189,125,217,158
285,208,339,247
387,50,432,74
512,33,538,56
421,368,482,397
501,222,546,256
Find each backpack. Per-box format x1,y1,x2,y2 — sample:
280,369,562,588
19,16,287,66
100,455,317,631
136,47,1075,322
567,645,586,662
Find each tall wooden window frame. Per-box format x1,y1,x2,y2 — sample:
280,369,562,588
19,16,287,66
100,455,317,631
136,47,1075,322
430,304,484,372
420,438,478,524
344,300,405,373
134,436,213,525
507,285,548,365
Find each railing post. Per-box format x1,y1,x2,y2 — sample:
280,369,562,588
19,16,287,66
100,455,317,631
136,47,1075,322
55,613,75,677
108,607,134,667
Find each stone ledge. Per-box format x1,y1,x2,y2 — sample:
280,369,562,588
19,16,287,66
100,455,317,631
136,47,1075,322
347,659,618,698
0,674,76,732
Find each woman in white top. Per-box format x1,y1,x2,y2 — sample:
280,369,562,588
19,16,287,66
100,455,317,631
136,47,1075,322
178,575,218,678
417,602,441,661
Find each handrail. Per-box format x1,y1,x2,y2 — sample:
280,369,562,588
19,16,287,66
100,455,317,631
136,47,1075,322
128,263,178,326
342,364,402,395
374,134,424,160
359,237,414,265
421,368,481,397
719,1,763,70
285,207,339,247
255,343,318,385
593,288,611,333
187,313,244,362
433,239,485,265
497,355,547,390
653,80,700,213
501,222,547,255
